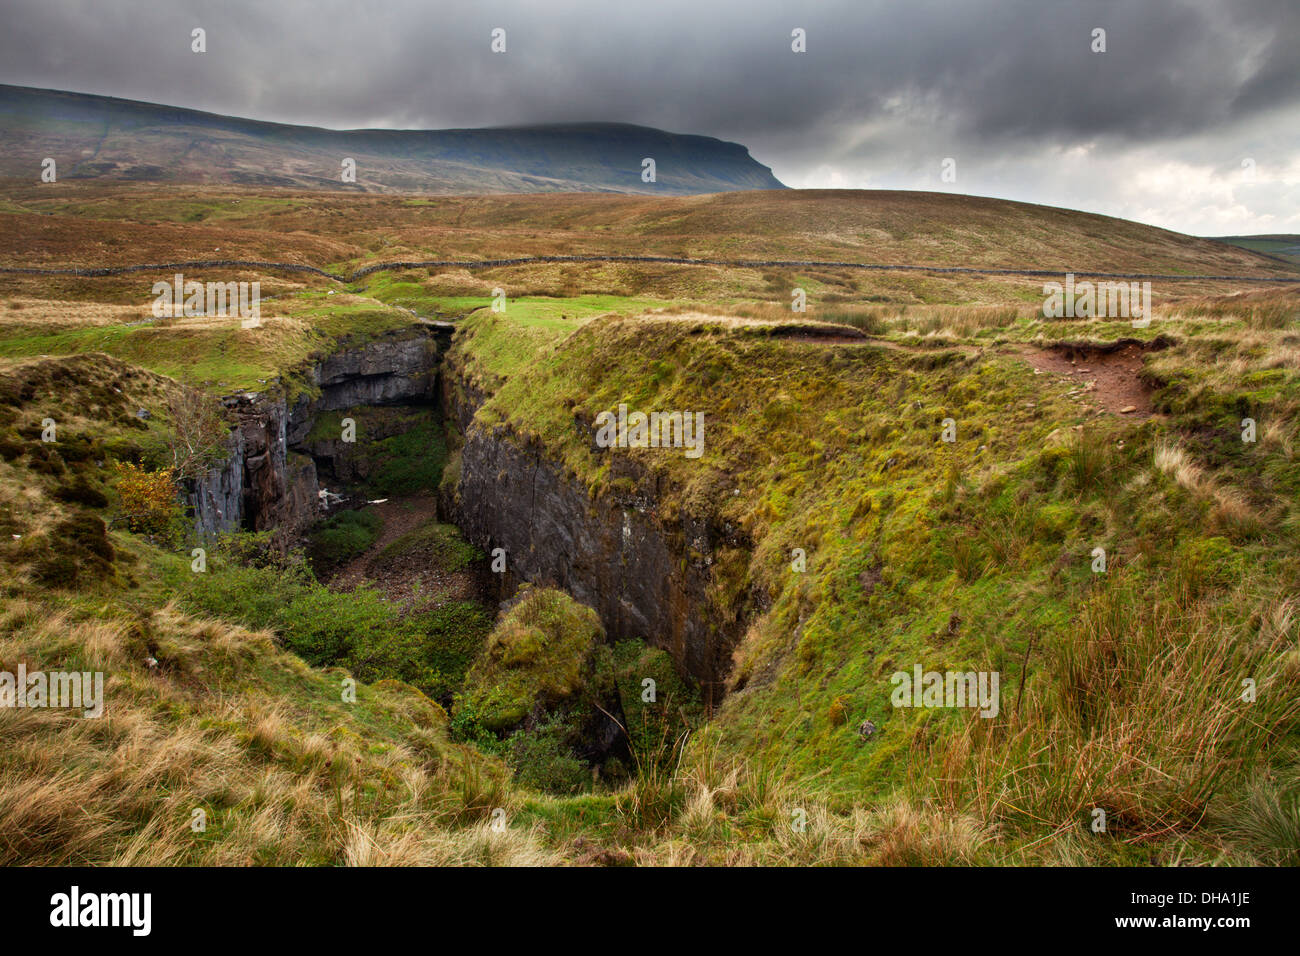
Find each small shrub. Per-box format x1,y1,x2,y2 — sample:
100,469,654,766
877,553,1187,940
506,716,591,794
28,444,65,477
113,461,182,536
0,434,24,461
30,512,115,588
280,584,391,666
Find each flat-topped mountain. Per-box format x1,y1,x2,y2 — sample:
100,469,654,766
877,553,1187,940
0,85,786,195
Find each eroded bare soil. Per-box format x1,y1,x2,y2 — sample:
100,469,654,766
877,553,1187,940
1013,339,1162,418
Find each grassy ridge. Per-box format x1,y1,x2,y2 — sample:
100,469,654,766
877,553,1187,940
446,298,1300,862
1,187,1297,865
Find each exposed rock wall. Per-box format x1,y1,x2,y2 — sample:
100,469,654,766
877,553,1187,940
187,328,440,543
445,371,752,698
309,334,439,414
188,427,245,539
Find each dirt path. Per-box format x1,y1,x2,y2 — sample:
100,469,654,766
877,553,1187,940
323,493,489,612
1010,341,1158,417
328,493,439,591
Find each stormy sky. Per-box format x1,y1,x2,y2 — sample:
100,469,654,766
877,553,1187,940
2,0,1298,235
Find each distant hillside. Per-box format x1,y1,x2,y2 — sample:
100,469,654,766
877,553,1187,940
1209,235,1300,268
0,85,785,195
2,186,1292,283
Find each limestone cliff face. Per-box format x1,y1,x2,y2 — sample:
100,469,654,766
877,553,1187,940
306,334,439,418
239,395,319,543
444,373,754,698
188,321,755,697
187,328,440,543
189,427,245,538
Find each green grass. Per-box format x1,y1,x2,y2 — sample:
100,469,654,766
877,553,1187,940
308,509,383,570
0,295,418,393
444,301,1300,859
379,521,480,571
446,295,669,388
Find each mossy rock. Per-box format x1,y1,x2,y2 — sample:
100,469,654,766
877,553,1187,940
456,586,605,732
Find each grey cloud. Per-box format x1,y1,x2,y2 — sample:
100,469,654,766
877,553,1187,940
0,0,1296,233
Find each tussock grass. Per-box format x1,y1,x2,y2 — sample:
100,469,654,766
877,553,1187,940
0,598,527,866
3,187,1299,866
921,583,1300,861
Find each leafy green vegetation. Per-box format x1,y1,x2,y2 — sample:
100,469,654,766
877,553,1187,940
172,536,491,704
307,509,383,571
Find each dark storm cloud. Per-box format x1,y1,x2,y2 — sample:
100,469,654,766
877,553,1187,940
1,0,1297,232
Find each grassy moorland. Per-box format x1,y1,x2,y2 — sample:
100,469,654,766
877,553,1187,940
2,183,1296,276
1,186,1298,865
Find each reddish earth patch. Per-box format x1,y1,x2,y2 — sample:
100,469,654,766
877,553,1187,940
1014,339,1163,418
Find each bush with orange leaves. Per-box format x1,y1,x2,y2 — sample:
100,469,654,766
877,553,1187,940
112,461,183,537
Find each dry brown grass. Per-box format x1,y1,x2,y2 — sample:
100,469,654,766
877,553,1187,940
3,184,1295,281
919,581,1300,862
0,298,154,331
0,597,536,866
609,743,993,866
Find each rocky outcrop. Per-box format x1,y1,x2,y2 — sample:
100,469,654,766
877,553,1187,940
188,427,245,538
448,394,752,700
239,396,319,542
188,327,440,542
308,334,439,415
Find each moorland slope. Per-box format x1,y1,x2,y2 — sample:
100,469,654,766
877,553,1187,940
0,85,785,196
1,187,1298,866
